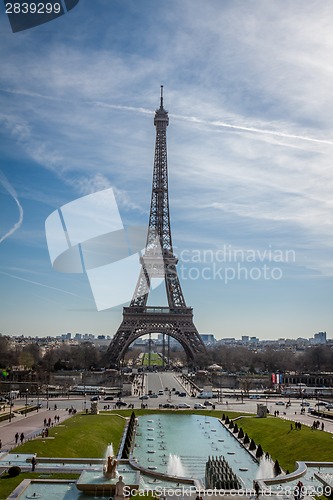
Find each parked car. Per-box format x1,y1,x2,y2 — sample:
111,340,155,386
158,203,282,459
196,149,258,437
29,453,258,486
194,403,205,409
90,395,100,401
179,392,187,397
104,396,114,401
203,401,214,406
139,395,149,400
275,401,285,406
300,401,310,407
149,393,158,398
178,403,191,409
115,401,127,407
325,403,333,409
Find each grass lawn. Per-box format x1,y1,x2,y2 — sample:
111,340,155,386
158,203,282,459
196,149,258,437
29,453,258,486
0,473,79,500
141,353,163,366
235,415,333,473
14,413,126,458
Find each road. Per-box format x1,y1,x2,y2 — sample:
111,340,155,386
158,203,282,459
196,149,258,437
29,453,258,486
145,371,187,395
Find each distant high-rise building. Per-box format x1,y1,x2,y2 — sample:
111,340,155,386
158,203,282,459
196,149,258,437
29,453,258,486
200,334,216,345
313,331,327,344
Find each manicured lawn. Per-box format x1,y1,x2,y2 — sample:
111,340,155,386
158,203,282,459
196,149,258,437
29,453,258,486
0,473,79,500
141,353,163,366
14,413,126,458
235,415,333,473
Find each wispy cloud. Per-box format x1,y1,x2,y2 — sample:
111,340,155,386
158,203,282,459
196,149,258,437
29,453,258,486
1,0,333,337
0,170,24,243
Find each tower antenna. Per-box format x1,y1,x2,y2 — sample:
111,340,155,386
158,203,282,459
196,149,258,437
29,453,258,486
160,85,164,108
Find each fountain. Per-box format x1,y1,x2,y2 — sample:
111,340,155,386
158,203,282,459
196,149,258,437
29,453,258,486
76,442,140,495
256,456,275,479
167,453,186,477
104,443,117,479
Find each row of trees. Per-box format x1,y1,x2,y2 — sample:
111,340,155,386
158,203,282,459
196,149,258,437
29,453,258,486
195,344,333,373
0,335,332,374
0,336,102,373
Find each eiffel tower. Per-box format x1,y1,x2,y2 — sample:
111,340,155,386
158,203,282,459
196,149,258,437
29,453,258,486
106,87,206,367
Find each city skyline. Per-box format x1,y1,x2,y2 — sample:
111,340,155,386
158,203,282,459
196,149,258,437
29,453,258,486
0,1,332,340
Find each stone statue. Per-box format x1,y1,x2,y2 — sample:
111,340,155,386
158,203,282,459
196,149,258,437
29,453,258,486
115,475,125,500
104,456,117,479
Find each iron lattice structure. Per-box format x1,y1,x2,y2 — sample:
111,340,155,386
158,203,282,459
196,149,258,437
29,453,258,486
106,88,206,367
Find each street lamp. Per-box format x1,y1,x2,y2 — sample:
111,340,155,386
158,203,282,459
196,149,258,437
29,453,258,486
141,371,145,409
25,388,28,417
9,386,12,423
37,386,40,412
46,384,49,410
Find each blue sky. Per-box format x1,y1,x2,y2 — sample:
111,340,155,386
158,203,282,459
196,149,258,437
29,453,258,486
0,0,332,340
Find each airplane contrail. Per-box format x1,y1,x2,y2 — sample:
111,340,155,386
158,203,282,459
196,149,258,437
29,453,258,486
2,87,333,146
0,270,85,298
0,170,24,243
92,100,333,146
171,114,333,146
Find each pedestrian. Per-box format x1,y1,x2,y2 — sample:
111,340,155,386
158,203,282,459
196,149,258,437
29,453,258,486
297,481,304,500
20,432,24,443
254,481,260,498
15,432,19,444
0,438,2,449
31,455,37,471
321,422,324,431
